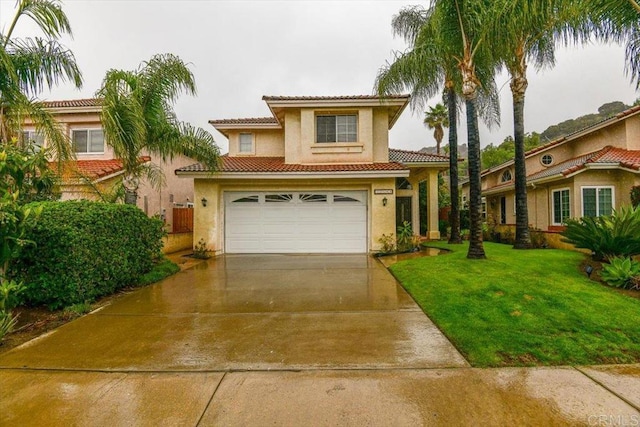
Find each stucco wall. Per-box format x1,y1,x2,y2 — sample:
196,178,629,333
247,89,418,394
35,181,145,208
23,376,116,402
227,129,285,157
162,232,193,254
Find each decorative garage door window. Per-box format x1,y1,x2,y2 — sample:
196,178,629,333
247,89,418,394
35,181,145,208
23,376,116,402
265,194,293,203
334,194,360,203
300,194,327,203
229,192,365,204
232,195,259,203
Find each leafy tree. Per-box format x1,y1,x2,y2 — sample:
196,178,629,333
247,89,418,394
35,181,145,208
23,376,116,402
97,53,221,205
0,0,83,161
481,133,541,170
423,103,448,154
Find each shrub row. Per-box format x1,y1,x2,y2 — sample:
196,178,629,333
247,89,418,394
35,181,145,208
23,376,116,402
10,201,165,309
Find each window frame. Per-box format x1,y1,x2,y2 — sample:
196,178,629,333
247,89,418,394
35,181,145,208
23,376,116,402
581,186,615,217
551,188,571,225
21,130,45,151
541,154,554,166
315,114,358,143
71,128,105,154
500,169,513,183
238,132,254,154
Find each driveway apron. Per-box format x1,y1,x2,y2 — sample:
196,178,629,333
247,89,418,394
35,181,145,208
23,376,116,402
0,254,467,371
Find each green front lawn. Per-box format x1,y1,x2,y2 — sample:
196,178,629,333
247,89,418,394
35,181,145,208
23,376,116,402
390,242,640,367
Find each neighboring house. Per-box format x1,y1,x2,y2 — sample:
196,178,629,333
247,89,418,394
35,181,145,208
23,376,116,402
176,94,450,254
21,99,196,229
461,105,640,238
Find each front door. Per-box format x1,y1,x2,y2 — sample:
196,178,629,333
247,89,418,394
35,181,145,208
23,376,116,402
396,196,412,229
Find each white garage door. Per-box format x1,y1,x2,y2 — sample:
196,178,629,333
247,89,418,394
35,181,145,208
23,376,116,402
224,191,367,253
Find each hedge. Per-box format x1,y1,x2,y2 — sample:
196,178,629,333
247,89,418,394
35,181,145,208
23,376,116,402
10,201,165,309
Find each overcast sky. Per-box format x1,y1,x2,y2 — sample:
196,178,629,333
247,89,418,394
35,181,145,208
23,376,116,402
2,0,638,153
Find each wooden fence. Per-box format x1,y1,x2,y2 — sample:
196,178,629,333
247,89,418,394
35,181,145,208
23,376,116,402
172,207,194,233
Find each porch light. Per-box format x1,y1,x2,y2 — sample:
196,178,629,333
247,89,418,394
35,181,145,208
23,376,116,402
201,197,208,207
382,197,388,207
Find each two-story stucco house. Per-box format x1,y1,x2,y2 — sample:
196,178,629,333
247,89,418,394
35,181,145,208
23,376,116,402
22,99,197,228
177,95,450,254
461,105,640,241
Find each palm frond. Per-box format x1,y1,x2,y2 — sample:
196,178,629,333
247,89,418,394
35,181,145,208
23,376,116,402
4,0,73,42
7,37,82,95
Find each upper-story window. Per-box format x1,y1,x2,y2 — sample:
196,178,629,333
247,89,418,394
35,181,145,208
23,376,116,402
21,130,45,152
72,129,104,154
239,133,253,153
501,169,512,183
316,114,357,143
541,154,554,166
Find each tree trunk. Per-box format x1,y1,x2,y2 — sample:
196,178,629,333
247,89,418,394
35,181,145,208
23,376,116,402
512,81,531,249
465,98,486,259
447,86,462,244
124,189,137,205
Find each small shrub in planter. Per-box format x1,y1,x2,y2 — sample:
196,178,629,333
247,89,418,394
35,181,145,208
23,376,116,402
10,201,165,309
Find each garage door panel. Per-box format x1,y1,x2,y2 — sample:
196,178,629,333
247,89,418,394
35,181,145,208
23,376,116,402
225,191,367,253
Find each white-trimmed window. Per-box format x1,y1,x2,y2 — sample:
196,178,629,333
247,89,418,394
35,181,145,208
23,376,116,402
21,130,45,151
501,169,513,183
239,133,253,153
552,188,570,225
316,114,357,143
541,154,554,166
72,129,104,154
481,197,487,220
582,186,614,217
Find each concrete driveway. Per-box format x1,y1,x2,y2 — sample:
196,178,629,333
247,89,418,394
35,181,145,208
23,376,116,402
1,254,639,426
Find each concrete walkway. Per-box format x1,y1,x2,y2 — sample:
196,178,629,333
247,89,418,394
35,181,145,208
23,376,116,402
1,254,639,426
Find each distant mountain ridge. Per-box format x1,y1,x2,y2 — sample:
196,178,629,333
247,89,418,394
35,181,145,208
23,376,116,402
418,100,634,154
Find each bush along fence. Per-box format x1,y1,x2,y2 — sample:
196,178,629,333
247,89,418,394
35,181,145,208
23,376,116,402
9,200,165,309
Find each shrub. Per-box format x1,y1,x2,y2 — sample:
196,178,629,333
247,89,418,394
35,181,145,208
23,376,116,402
561,205,640,261
10,201,165,309
601,257,640,289
192,238,211,259
378,234,396,254
438,219,449,237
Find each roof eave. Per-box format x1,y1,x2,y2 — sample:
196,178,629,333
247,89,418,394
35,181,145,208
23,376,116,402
176,170,409,179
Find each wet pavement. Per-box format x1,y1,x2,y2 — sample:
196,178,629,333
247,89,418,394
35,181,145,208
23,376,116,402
1,254,639,426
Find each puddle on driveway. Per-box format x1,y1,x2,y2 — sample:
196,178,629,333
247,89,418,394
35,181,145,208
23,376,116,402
377,246,448,267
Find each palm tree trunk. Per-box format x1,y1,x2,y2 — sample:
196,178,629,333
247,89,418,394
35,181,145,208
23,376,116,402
512,81,531,249
447,86,462,244
124,190,137,205
465,98,486,259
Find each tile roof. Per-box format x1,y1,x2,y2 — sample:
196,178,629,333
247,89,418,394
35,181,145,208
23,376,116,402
178,156,406,173
38,99,101,108
209,117,279,125
480,104,640,177
262,95,409,101
389,148,450,163
484,146,640,191
51,157,151,180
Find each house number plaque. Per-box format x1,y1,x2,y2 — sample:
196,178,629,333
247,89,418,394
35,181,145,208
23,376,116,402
374,189,394,195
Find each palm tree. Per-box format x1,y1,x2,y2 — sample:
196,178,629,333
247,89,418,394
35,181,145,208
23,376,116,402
424,103,449,154
0,0,82,161
436,0,502,259
376,4,464,244
97,53,220,205
587,1,640,87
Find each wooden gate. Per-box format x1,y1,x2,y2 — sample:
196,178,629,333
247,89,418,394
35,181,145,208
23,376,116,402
172,207,193,233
